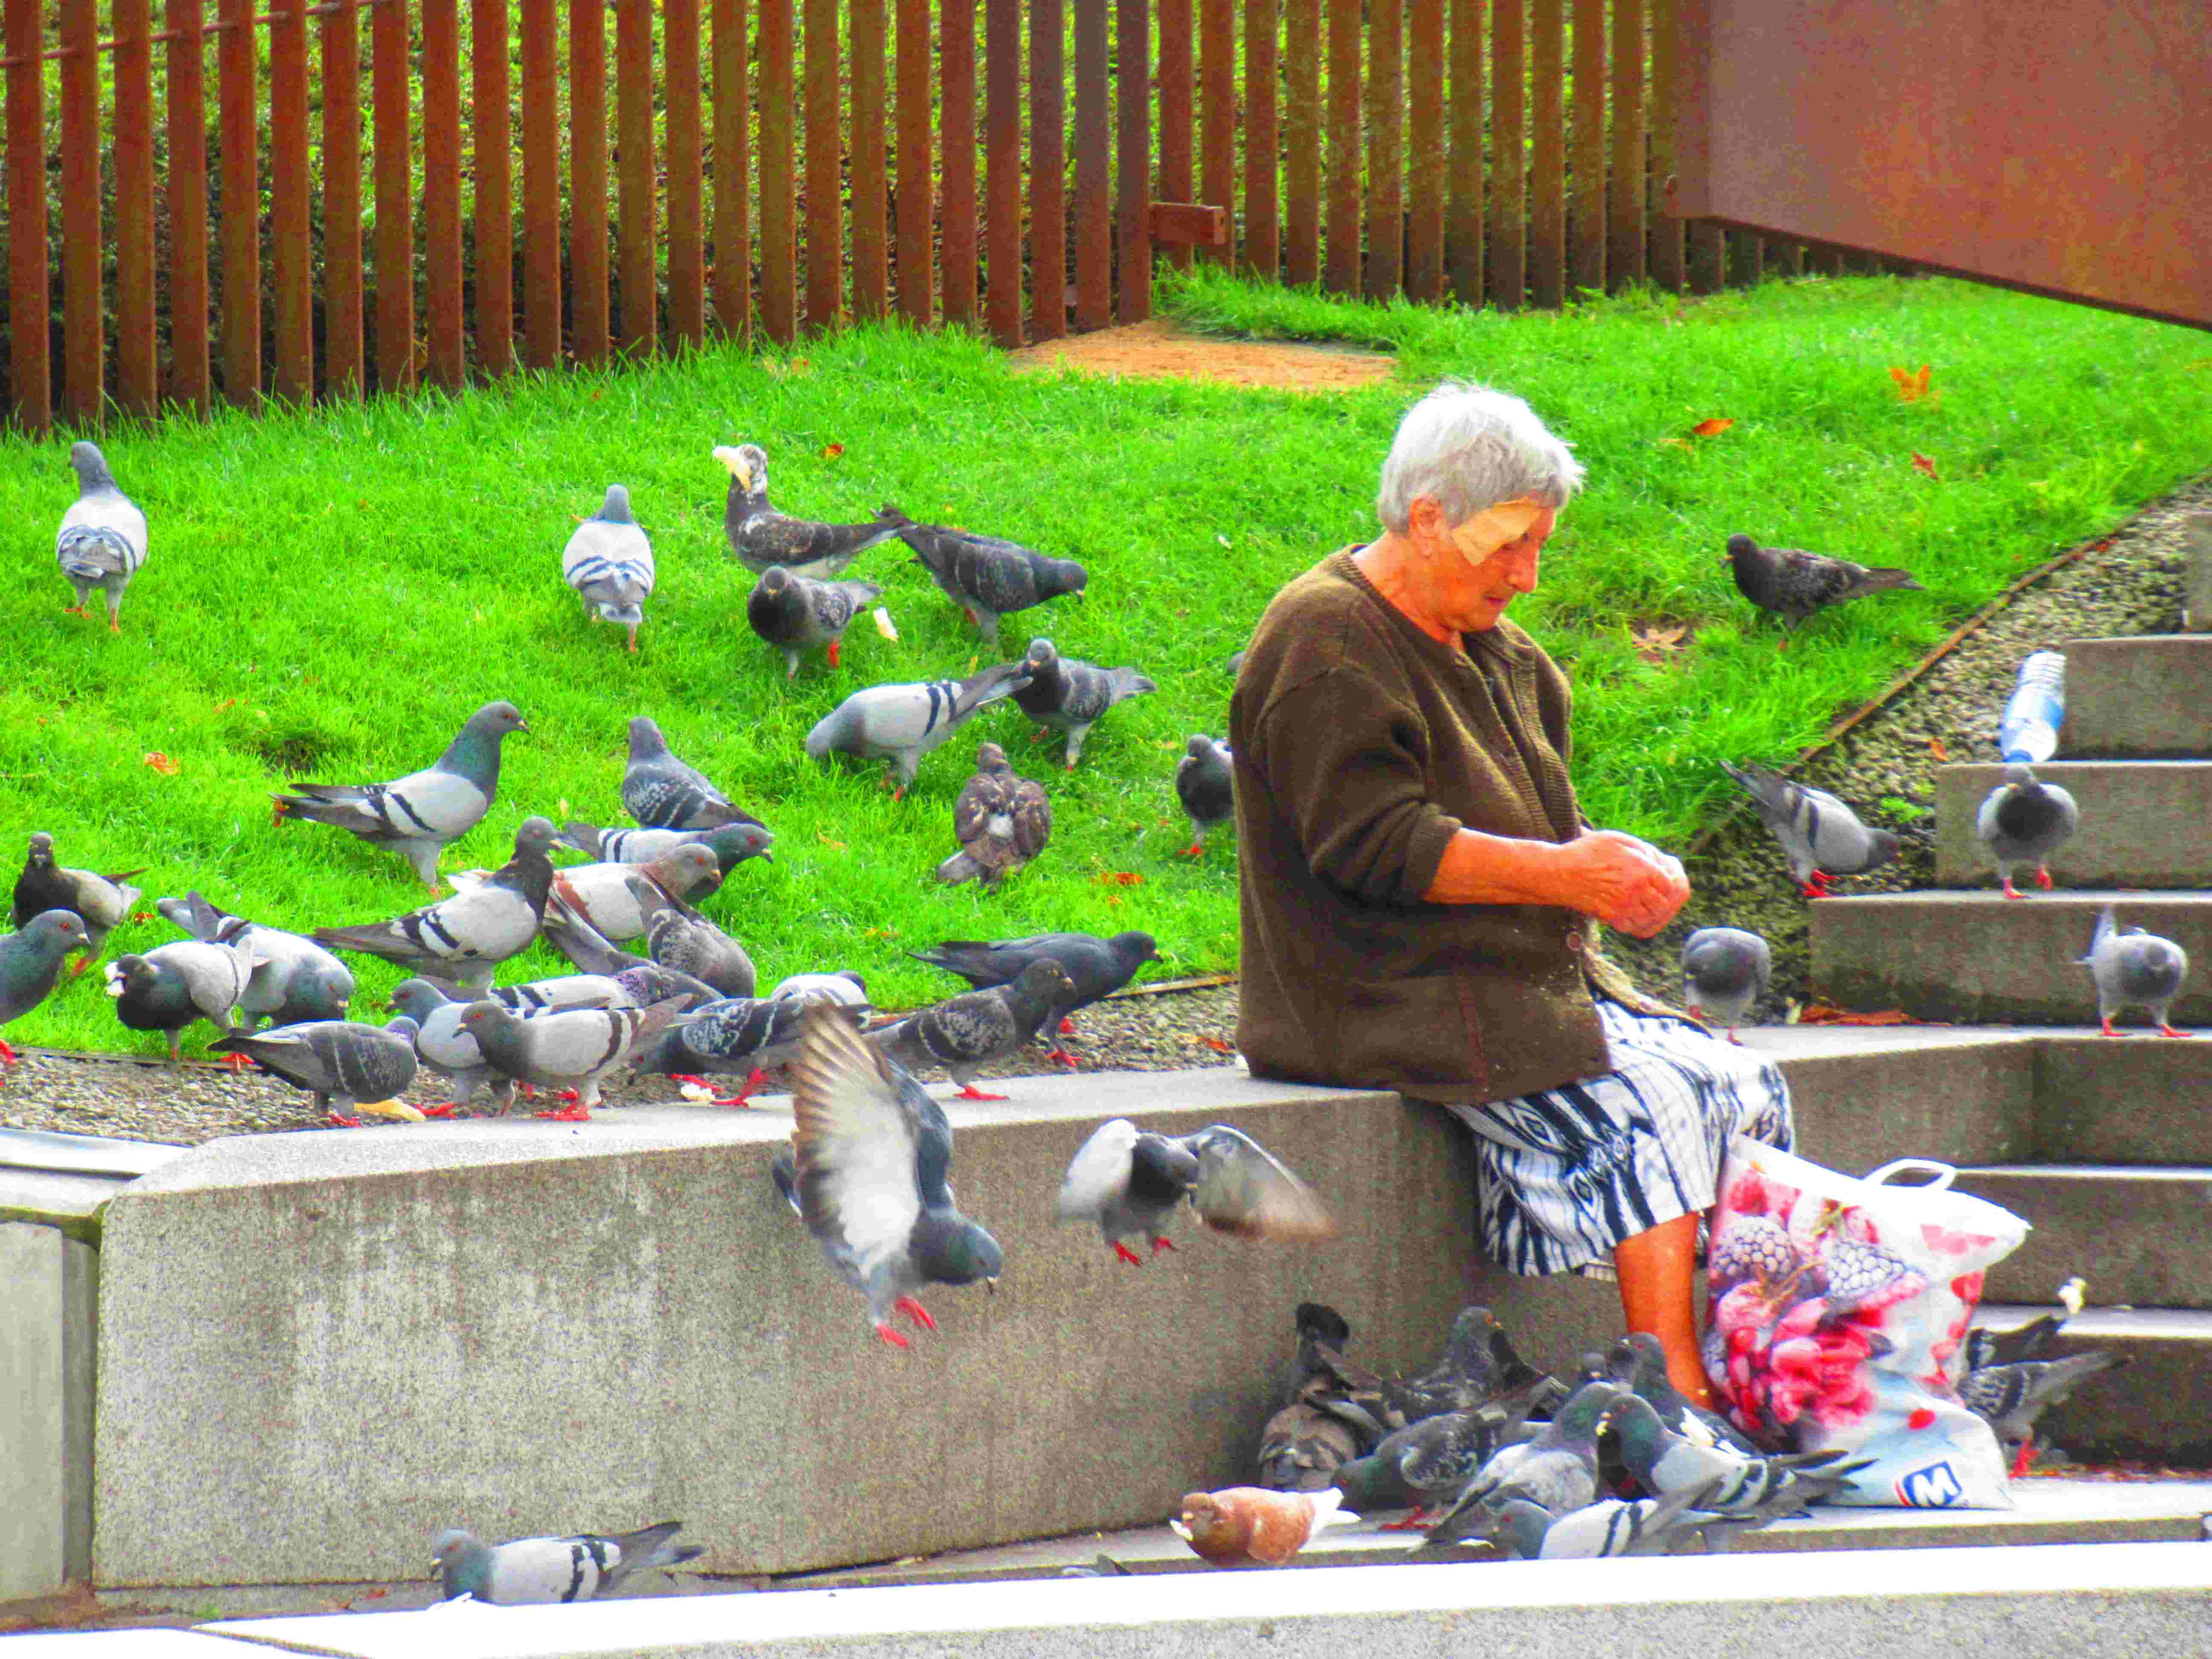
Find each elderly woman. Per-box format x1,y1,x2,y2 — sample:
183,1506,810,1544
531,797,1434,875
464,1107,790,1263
1228,382,1792,1404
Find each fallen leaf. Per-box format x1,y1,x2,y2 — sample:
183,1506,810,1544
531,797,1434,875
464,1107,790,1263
1888,363,1935,402
143,751,180,775
131,911,154,924
1096,871,1144,888
1658,437,1693,451
1630,623,1689,666
1929,737,1949,762
1797,1001,1921,1027
1911,451,1939,479
1688,416,1734,438
816,831,847,850
1195,1034,1235,1053
821,442,845,460
213,698,236,713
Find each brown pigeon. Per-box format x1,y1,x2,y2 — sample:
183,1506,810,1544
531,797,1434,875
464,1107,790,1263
1171,1486,1356,1568
937,742,1052,889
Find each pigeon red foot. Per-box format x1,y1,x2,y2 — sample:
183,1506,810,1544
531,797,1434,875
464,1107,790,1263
0,1038,16,1065
827,638,841,669
954,1083,1008,1101
1801,872,1833,899
2036,867,2054,891
1182,841,1206,858
1058,1017,1077,1036
711,1068,768,1108
221,1051,255,1071
2002,879,2025,899
2011,1440,2039,1479
2160,1025,2193,1038
873,1322,911,1350
1114,1242,1144,1266
1151,1236,1175,1255
326,1112,362,1128
419,1103,459,1118
536,1089,590,1123
1045,1047,1080,1070
894,1296,937,1332
1377,1508,1433,1532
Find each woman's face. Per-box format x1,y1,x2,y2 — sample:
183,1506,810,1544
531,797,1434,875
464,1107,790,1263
1433,504,1560,633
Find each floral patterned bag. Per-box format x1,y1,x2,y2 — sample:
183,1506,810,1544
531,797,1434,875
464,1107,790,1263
1705,1139,2030,1508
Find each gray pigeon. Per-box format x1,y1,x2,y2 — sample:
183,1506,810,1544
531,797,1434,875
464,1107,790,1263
210,1016,422,1126
271,701,530,888
805,663,1034,795
714,442,902,579
418,971,633,1016
431,1521,702,1605
908,930,1160,1066
1607,1331,1763,1455
776,1000,1004,1346
1678,926,1770,1042
1332,1388,1549,1524
938,742,1051,889
530,902,728,1008
1010,637,1158,768
458,995,693,1120
1718,760,1900,898
311,817,558,992
543,844,725,943
768,969,870,1009
0,910,91,1064
630,875,757,998
556,820,776,874
104,938,253,1062
560,484,656,652
634,992,864,1106
56,440,149,631
1175,735,1235,857
387,977,528,1113
620,716,765,831
11,831,144,975
866,958,1076,1099
1460,1479,1737,1560
1599,1391,1863,1515
1422,1381,1623,1542
745,565,885,678
1960,1350,2129,1476
157,892,355,1031
1977,764,2079,898
878,504,1089,644
1964,1277,2088,1373
1055,1118,1337,1263
2076,903,2189,1036
1723,533,1923,640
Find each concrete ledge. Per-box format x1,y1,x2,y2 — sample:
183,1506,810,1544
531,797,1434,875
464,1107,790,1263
1741,1025,2038,1166
2035,1039,2212,1162
1932,762,2212,889
1,1636,273,1656
1980,1306,2212,1468
1,1223,97,1602
2183,513,2212,632
2060,636,2212,757
1959,1165,2212,1308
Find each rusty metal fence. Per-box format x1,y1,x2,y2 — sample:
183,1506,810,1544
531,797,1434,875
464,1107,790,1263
1,0,1873,433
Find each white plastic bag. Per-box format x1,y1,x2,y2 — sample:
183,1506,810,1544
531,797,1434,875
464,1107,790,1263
1704,1139,2029,1508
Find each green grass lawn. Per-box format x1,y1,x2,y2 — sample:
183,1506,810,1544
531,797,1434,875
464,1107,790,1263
4,268,2210,1060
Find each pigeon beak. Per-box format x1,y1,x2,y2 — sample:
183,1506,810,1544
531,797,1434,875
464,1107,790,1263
1716,553,1731,568
985,1276,998,1297
517,719,534,736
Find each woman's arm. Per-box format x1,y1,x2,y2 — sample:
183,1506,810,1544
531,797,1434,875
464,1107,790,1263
1426,827,1690,937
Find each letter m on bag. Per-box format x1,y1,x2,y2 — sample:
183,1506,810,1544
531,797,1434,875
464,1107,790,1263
1897,1461,1966,1508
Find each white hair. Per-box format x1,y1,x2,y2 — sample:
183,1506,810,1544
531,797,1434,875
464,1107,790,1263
1374,381,1586,534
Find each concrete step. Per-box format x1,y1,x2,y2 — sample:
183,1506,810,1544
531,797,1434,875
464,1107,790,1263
2034,1038,2212,1163
1810,890,2212,1024
2059,635,2212,758
1973,1305,2212,1468
1955,1165,2212,1309
1932,761,2212,889
2183,511,2212,632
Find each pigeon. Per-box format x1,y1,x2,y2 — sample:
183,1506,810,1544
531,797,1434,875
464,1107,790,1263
431,1521,702,1605
1678,927,1770,1043
459,996,693,1121
1607,1331,1763,1455
104,939,252,1062
1964,1277,2088,1373
877,505,1089,643
417,970,633,1015
1010,637,1158,768
11,832,144,976
1423,1380,1623,1541
156,892,355,1031
210,1016,423,1127
1055,1118,1337,1263
908,930,1160,1066
1311,1306,1527,1433
1599,1392,1863,1515
1171,1487,1356,1569
556,820,777,872
1961,1350,2129,1477
270,701,530,888
1458,1479,1737,1560
938,742,1051,888
561,483,657,652
1722,533,1923,640
2076,903,2190,1036
714,442,902,579
631,875,757,998
539,844,725,943
745,565,885,678
768,969,870,1009
1257,1303,1365,1491
55,440,149,631
866,958,1076,1100
620,716,765,832
1718,760,1900,898
1333,1393,1541,1528
777,999,1004,1346
805,663,1034,795
1175,735,1235,858
311,817,558,992
526,903,727,1008
634,993,864,1107
0,910,91,1065
387,978,532,1113
1977,764,2080,899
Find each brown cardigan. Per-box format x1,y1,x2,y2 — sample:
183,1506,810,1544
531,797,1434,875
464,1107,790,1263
1230,548,1671,1103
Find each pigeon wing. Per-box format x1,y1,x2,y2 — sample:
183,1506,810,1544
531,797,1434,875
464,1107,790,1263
1181,1125,1338,1241
788,1004,929,1285
1056,1118,1140,1222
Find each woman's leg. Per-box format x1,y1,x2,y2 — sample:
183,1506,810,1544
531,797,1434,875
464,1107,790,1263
1612,1211,1714,1406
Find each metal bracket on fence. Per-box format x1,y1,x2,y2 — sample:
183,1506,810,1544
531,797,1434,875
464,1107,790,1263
1147,202,1230,247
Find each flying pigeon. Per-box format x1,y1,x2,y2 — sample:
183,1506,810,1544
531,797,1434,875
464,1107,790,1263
1964,1277,2088,1373
1456,1479,1740,1560
2076,903,2189,1036
908,930,1160,1065
561,484,657,652
1719,760,1900,898
1977,764,2080,898
156,892,355,1031
776,999,1004,1346
1175,735,1235,858
1722,533,1923,642
55,440,149,631
270,701,530,888
555,820,776,872
1332,1391,1545,1528
210,1016,423,1128
1055,1118,1336,1264
866,958,1076,1100
1171,1487,1356,1568
768,969,870,1009
1606,1331,1762,1455
1422,1380,1623,1541
540,843,725,943
631,875,757,998
1010,637,1158,768
745,565,885,678
11,831,144,976
105,938,252,1062
1598,1391,1863,1515
0,910,91,1065
1678,926,1770,1042
1961,1349,2129,1477
431,1521,702,1605
459,995,693,1121
311,817,558,992
877,505,1089,643
635,992,864,1106
938,741,1051,888
804,663,1034,795
620,716,765,832
714,442,902,579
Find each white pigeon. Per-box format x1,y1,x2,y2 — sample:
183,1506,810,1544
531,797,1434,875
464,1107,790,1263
562,483,657,652
56,441,149,632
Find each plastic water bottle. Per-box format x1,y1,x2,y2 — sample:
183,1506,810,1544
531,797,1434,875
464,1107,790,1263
1997,651,2066,763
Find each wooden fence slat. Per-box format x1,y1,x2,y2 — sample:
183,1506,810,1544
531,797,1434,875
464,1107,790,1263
1527,0,1563,308
1028,0,1067,338
939,0,978,328
5,0,49,428
570,0,611,364
1646,0,1682,292
422,0,464,386
112,0,158,417
615,0,657,354
320,0,364,395
1568,0,1604,294
805,0,843,329
666,0,707,346
269,0,312,403
217,0,259,409
59,0,102,423
1808,242,1843,276
1404,0,1444,302
1606,0,1645,288
1072,0,1110,329
1198,0,1233,269
373,0,413,393
760,0,797,340
1113,0,1151,320
163,0,208,416
850,0,889,320
1444,0,1482,305
1688,222,1724,294
984,0,1022,345
473,0,515,375
893,0,931,322
712,0,751,335
521,0,561,368
1323,0,1361,294
1731,230,1762,287
1489,0,1524,308
1243,0,1279,279
1158,0,1193,274
1281,0,1319,287
1364,0,1403,298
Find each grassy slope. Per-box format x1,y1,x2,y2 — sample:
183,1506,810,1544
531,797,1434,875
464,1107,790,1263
4,272,2210,1059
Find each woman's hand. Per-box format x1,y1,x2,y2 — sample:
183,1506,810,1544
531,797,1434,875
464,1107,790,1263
1549,831,1690,937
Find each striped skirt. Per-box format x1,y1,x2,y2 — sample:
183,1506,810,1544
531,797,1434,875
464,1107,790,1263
1435,998,1794,1278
